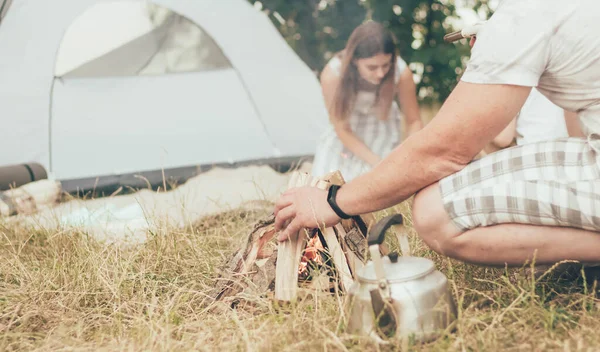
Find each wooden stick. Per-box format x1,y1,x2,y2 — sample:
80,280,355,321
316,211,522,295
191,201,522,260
314,178,355,292
211,216,276,303
274,172,312,301
310,176,320,187
335,224,364,278
242,226,276,273
321,226,354,291
396,225,412,257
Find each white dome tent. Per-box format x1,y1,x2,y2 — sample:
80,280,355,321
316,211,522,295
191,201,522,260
0,0,328,193
0,0,10,21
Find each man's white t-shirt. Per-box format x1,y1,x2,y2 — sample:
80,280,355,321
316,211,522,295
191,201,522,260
461,0,600,149
516,88,568,145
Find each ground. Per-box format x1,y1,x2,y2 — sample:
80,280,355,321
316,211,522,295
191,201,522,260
1,201,599,351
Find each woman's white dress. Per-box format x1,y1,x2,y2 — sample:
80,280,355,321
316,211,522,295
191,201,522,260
311,55,407,181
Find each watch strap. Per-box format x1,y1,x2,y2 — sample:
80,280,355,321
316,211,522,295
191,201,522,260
327,185,352,219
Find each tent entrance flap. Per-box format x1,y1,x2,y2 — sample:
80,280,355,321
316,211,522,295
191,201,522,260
57,15,173,78
54,1,232,78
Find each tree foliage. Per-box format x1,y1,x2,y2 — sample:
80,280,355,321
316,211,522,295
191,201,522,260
249,0,491,105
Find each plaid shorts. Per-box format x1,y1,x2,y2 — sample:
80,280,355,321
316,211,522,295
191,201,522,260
439,138,600,232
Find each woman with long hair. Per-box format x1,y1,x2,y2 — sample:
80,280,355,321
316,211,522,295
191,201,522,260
311,21,423,181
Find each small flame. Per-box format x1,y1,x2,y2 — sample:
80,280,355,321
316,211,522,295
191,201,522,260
299,233,325,279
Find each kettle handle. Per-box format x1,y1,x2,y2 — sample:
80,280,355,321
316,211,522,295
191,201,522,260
368,214,411,258
367,214,403,246
368,214,405,286
367,214,404,338
366,214,412,339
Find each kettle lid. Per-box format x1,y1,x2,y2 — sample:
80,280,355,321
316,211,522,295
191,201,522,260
357,254,435,284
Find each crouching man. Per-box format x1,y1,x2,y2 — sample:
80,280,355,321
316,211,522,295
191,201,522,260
274,0,600,268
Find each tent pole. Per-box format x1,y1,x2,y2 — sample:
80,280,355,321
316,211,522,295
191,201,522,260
0,0,7,23
232,67,280,155
48,78,57,174
0,0,11,22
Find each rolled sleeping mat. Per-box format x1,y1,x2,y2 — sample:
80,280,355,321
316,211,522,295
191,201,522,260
0,163,48,191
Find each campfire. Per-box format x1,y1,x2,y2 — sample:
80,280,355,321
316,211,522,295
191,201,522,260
298,234,325,281
210,170,390,308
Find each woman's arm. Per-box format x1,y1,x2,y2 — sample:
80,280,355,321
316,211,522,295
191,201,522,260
483,116,517,153
564,110,584,137
320,65,382,166
396,68,424,136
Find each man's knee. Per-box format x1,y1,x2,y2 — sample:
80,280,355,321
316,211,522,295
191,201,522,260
412,182,463,256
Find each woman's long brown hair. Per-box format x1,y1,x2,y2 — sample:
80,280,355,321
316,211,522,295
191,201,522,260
330,21,398,123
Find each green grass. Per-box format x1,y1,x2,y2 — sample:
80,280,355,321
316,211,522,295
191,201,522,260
1,201,599,351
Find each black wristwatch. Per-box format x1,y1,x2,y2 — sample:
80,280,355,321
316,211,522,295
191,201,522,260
327,185,352,219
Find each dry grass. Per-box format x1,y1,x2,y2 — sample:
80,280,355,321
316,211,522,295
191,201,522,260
1,201,600,351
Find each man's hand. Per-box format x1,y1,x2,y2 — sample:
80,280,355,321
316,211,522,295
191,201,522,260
273,186,341,242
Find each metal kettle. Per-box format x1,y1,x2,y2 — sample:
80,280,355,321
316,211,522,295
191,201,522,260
345,214,457,343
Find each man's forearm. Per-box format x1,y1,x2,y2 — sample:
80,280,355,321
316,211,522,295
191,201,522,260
335,133,464,215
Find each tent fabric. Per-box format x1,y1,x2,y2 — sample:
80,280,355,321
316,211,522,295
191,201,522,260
51,70,275,180
54,1,160,77
0,0,328,186
0,0,11,21
57,3,232,78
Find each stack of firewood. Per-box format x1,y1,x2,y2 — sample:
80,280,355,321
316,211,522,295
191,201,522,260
211,170,387,307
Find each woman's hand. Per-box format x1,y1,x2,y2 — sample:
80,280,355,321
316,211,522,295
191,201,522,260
274,186,341,242
333,123,383,167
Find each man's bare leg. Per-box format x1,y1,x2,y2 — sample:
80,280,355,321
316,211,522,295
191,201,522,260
412,183,600,267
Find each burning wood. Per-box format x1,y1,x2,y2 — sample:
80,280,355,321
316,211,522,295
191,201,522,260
211,170,387,308
299,235,325,281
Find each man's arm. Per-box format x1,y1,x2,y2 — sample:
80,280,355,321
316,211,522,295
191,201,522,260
274,1,551,240
336,82,532,215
